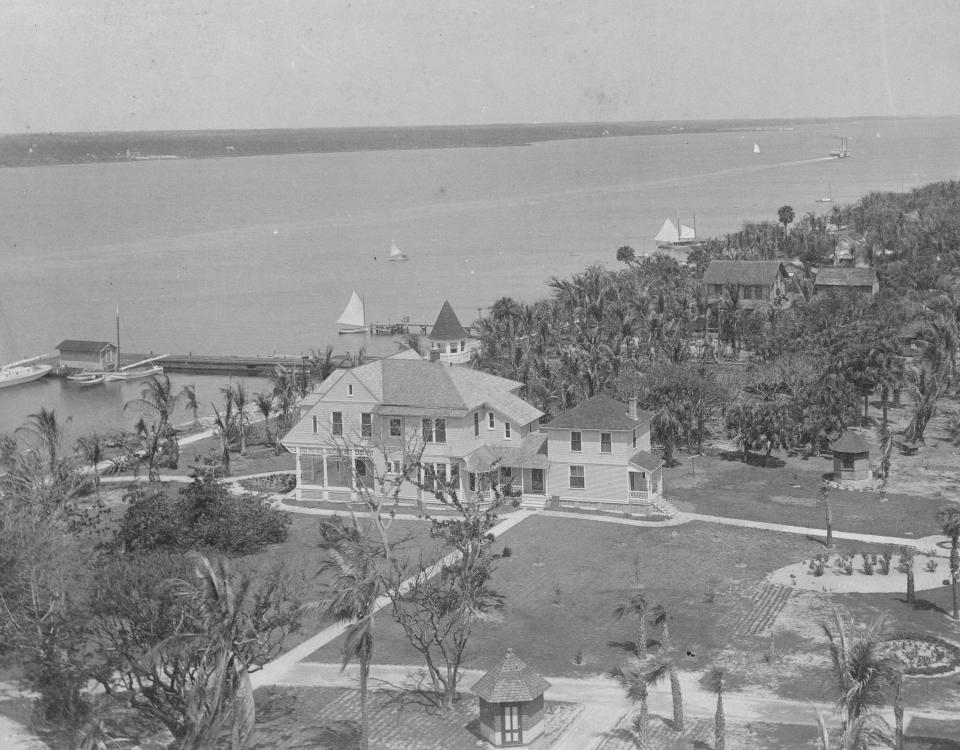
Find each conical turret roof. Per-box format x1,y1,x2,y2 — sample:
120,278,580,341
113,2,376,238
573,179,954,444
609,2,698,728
472,648,550,703
429,300,470,340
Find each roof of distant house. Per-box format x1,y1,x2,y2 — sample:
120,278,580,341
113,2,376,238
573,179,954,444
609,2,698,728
544,394,650,431
56,340,116,353
830,430,870,454
472,649,551,703
464,433,549,472
814,268,878,287
628,450,665,471
429,300,470,340
703,260,787,287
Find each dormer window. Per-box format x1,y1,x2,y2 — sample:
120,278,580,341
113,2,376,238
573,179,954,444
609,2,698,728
488,412,495,429
504,422,512,439
348,384,354,396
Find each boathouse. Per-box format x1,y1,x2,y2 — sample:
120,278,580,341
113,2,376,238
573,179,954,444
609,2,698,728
830,430,871,482
472,649,550,749
56,340,118,372
428,300,478,365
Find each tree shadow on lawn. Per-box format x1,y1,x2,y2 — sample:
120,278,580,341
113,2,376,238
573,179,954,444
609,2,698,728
717,450,785,469
902,597,953,618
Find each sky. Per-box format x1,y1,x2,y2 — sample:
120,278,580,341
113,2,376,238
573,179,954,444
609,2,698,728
2,0,959,133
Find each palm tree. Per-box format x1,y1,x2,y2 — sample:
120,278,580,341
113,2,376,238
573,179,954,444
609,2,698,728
710,668,726,750
125,375,189,482
650,405,683,467
316,517,383,750
268,365,299,437
819,485,834,549
616,245,636,265
778,205,795,235
814,707,894,750
821,608,900,746
254,392,274,446
165,556,257,750
936,506,960,619
611,592,661,659
183,384,201,430
211,401,233,475
18,407,71,476
222,382,249,456
608,665,651,749
75,432,105,496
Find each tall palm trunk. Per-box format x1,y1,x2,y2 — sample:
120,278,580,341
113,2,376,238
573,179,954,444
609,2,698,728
669,667,683,730
906,565,915,606
637,697,649,750
359,649,370,750
894,673,904,750
951,538,959,620
636,617,647,659
715,682,725,750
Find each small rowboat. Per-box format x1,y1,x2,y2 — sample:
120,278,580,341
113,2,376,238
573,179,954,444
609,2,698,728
67,372,106,386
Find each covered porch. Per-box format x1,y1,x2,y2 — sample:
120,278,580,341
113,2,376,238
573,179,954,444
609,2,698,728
293,446,378,501
627,450,664,501
464,434,550,502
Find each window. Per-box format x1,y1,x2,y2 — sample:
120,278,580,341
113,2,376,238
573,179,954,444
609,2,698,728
347,384,354,396
422,418,433,443
504,422,512,439
502,704,521,745
450,463,460,489
531,468,544,493
312,416,318,434
500,466,512,479
601,432,612,453
332,412,343,436
569,465,585,489
742,285,753,300
361,413,372,438
754,285,766,299
469,472,477,491
449,342,458,354
570,431,582,452
632,428,637,449
488,411,495,429
354,458,367,476
435,418,446,444
389,460,401,474
474,412,480,437
389,418,402,437
841,454,854,470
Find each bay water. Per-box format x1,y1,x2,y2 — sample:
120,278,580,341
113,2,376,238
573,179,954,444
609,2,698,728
1,116,957,439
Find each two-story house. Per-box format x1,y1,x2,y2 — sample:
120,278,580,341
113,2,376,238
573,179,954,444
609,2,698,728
703,260,790,311
540,394,664,512
813,267,879,297
281,351,544,504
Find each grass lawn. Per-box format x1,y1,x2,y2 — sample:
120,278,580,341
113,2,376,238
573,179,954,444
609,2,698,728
305,515,960,711
666,449,946,538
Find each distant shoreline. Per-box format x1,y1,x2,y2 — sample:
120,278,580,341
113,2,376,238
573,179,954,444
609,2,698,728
0,115,916,169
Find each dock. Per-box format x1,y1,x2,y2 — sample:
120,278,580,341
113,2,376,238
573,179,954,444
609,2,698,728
119,353,361,377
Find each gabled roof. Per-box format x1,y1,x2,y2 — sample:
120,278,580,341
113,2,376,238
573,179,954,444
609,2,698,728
814,268,878,287
56,340,116,353
703,260,787,287
472,649,551,703
429,300,470,341
628,450,664,471
544,395,650,431
830,430,870,454
464,434,549,472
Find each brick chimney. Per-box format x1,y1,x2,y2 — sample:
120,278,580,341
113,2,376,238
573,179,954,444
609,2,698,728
628,397,638,420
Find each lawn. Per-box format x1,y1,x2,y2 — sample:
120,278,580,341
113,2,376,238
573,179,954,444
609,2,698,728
305,515,960,711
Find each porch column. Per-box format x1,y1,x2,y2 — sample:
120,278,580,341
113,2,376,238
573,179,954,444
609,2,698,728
458,461,466,498
294,448,302,500
349,447,357,499
321,449,328,501
657,471,663,496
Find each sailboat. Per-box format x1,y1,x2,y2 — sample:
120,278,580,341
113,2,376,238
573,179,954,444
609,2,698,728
337,291,367,334
102,305,165,380
387,239,409,262
753,143,760,154
829,137,850,158
654,217,699,249
816,184,833,203
0,355,52,389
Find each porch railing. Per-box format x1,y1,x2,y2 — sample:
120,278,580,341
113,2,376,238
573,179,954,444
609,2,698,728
629,490,650,501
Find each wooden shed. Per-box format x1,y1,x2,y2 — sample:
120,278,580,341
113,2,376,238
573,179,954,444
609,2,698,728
830,430,871,482
472,648,550,748
56,340,118,372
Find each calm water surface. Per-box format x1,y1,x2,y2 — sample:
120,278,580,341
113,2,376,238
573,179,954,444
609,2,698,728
0,117,958,436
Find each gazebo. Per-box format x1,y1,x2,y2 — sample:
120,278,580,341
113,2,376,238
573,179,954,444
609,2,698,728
472,648,551,748
830,430,871,482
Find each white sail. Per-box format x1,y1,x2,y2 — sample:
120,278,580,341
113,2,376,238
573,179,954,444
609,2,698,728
388,239,408,260
337,291,366,329
753,143,760,154
654,218,679,243
679,223,696,240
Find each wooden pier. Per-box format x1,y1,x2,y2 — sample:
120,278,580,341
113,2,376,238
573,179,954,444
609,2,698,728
121,353,314,376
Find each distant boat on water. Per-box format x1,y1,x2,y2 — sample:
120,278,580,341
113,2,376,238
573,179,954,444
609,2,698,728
66,372,106,386
753,143,760,154
337,291,367,334
387,239,408,261
655,217,701,249
103,357,165,381
816,183,833,203
0,356,52,389
830,137,850,158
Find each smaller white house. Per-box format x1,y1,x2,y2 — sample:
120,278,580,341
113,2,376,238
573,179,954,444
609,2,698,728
428,300,478,365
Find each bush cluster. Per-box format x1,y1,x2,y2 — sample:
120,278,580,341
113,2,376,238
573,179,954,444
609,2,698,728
114,465,289,555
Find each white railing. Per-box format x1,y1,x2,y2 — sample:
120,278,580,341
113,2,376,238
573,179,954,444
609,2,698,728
629,490,650,501
438,349,473,364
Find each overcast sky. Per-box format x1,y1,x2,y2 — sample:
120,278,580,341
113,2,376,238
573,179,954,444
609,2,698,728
3,0,958,133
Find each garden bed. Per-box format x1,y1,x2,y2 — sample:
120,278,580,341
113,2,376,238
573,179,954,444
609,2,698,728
878,632,960,676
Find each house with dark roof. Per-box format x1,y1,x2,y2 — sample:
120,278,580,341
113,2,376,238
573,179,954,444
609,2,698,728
428,300,479,365
55,340,118,372
703,260,790,311
281,351,547,505
540,394,665,511
813,267,879,297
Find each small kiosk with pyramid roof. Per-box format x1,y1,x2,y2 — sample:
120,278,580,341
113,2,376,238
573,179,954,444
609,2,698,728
428,300,478,364
472,648,551,748
830,430,871,482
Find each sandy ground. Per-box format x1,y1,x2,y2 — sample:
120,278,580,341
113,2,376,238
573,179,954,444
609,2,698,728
768,548,953,593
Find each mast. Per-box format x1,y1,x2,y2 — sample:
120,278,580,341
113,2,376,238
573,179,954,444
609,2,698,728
116,304,121,371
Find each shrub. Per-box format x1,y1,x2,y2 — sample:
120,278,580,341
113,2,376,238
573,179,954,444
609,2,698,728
809,554,828,577
500,546,513,558
879,550,893,575
114,489,190,553
839,553,854,576
924,554,939,573
862,553,874,576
